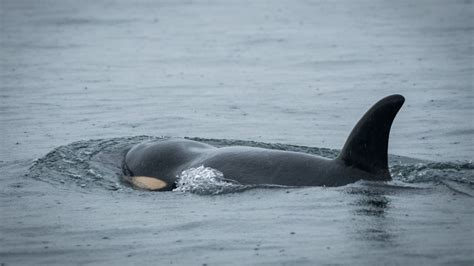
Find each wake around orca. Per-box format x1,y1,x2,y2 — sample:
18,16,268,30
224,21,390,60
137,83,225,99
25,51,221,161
122,95,405,191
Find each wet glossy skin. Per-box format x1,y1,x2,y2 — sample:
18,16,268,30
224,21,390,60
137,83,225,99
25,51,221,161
124,139,375,190
123,95,405,191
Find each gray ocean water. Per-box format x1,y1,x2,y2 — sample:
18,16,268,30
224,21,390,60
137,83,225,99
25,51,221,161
5,136,473,265
1,0,473,265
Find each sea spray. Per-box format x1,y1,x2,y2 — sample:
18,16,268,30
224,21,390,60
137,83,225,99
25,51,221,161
173,165,249,195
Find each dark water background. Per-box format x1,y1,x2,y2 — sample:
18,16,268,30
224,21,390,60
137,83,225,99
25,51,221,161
1,0,473,265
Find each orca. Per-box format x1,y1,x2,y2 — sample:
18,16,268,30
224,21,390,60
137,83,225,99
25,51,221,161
122,94,405,191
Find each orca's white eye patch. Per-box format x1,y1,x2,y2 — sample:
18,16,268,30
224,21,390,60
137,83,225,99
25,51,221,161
127,176,168,191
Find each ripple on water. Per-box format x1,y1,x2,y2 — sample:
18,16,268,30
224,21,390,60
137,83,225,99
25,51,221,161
28,136,474,195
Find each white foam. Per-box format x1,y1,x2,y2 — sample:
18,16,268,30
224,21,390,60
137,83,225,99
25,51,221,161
173,165,247,195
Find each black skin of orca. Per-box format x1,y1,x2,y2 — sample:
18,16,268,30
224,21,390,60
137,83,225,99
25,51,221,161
123,94,405,191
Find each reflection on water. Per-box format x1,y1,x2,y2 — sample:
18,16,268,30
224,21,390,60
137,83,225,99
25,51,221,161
352,191,390,217
346,186,396,245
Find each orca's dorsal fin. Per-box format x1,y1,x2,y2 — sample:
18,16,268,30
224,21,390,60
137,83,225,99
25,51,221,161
337,94,405,180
